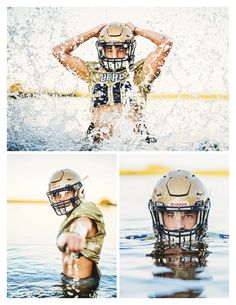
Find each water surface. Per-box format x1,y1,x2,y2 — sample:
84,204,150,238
7,203,117,298
120,175,229,298
7,96,228,151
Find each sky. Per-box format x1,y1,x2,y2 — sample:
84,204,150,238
7,152,228,201
7,153,117,202
119,152,228,171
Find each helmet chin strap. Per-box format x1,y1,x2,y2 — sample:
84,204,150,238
164,227,203,246
64,204,74,215
163,232,196,247
102,57,130,72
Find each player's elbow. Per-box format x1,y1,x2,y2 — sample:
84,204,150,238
164,38,173,49
52,46,63,60
161,38,173,55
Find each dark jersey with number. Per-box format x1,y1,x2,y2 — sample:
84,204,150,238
86,59,152,108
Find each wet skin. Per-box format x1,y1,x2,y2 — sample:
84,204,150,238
104,45,128,58
54,191,97,279
163,211,197,230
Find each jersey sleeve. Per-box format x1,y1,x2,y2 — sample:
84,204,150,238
58,202,106,263
133,59,160,98
59,202,105,235
85,61,100,84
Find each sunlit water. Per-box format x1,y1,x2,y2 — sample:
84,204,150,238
7,203,117,298
7,96,228,151
120,175,229,298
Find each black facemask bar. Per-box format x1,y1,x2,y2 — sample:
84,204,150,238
47,182,83,216
96,40,136,72
148,199,211,244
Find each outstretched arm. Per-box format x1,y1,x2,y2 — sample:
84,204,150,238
52,24,106,82
56,217,97,253
126,22,173,84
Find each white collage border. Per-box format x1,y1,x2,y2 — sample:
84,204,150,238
0,0,235,305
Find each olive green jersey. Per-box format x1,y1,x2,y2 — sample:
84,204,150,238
58,202,105,263
86,59,152,108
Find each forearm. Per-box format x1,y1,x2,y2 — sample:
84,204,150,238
52,29,96,57
52,23,106,59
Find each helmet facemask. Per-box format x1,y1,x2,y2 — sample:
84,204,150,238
149,240,209,268
149,198,211,245
148,170,211,245
96,40,136,72
96,22,136,72
47,181,84,216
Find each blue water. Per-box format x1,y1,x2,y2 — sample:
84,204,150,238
120,233,228,298
120,175,229,298
7,204,117,298
7,244,116,298
7,96,228,151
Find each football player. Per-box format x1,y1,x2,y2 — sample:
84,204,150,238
47,169,106,293
148,170,211,244
52,22,173,143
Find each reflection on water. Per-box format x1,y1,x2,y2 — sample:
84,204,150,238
7,203,117,298
147,242,210,298
120,175,229,298
7,96,228,151
120,231,228,298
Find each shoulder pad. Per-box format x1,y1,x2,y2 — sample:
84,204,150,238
131,59,145,72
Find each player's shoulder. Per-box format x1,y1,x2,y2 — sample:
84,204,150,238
75,202,103,218
131,59,145,72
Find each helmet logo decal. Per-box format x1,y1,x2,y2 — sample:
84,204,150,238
51,184,60,190
169,201,188,206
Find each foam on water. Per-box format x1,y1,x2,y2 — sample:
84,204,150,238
7,7,228,94
7,7,228,151
7,96,228,151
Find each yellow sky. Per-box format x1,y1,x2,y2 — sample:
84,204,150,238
120,153,228,172
7,153,117,202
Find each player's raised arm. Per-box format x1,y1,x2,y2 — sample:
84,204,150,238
126,22,173,84
52,24,106,81
57,216,96,253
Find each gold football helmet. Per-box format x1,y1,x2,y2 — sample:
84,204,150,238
47,169,85,216
96,22,136,72
148,170,211,244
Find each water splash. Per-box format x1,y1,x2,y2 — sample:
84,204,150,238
8,96,228,151
7,7,228,151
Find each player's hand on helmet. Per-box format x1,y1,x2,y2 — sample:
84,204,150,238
92,24,107,37
57,232,86,253
125,22,137,34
